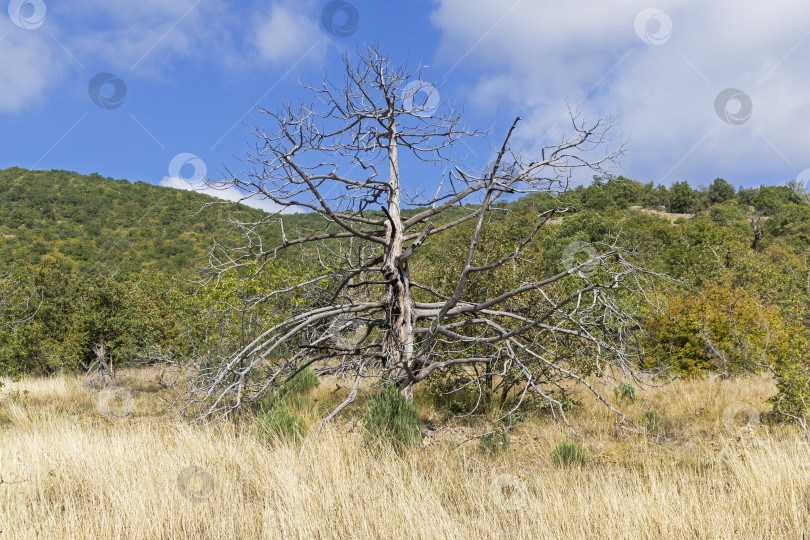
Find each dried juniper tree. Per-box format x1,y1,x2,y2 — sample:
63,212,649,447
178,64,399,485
184,46,662,430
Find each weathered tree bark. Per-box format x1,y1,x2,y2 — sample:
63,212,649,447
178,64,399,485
94,337,109,376
85,335,115,387
381,119,412,375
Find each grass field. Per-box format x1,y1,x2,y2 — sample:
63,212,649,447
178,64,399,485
0,370,808,539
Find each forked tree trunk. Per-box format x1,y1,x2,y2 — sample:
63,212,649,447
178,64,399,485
381,120,415,389
94,336,114,380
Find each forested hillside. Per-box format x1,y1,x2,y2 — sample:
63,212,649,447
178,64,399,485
0,167,269,276
1,169,809,418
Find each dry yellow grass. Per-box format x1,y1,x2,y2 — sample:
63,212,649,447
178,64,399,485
0,370,808,539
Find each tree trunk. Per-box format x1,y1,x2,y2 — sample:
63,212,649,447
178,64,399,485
95,336,113,379
381,121,415,389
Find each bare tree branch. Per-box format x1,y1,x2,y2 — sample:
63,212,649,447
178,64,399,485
176,46,662,432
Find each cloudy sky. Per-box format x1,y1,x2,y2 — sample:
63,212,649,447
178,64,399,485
1,0,808,209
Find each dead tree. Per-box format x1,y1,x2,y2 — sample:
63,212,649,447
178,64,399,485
181,47,663,429
749,213,764,248
84,336,115,387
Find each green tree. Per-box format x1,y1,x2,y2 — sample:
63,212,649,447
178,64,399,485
645,281,799,376
11,255,82,374
668,181,696,213
707,178,735,205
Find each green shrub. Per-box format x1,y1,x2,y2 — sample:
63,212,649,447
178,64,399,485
253,401,307,445
479,423,511,456
254,366,320,413
770,331,810,419
362,383,422,453
645,410,662,434
251,367,319,446
521,394,579,415
614,383,637,403
422,366,477,414
551,440,589,468
280,366,320,397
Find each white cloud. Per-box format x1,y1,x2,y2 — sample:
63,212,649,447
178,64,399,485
64,0,328,72
0,19,66,113
0,0,223,113
0,0,329,113
159,176,290,214
431,0,810,186
64,0,223,73
252,3,327,65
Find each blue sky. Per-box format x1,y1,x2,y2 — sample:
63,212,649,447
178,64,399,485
1,0,810,209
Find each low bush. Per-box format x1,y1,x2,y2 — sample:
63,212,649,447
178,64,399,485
645,410,662,434
362,383,422,453
479,422,511,456
614,383,637,403
254,366,320,413
280,366,320,397
551,440,589,468
252,366,320,445
253,401,306,445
